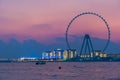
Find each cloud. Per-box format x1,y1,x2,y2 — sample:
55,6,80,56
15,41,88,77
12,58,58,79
0,34,32,43
31,24,53,29
0,38,46,58
0,36,120,58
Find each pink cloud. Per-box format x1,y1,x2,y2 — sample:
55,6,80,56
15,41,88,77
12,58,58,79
0,0,120,44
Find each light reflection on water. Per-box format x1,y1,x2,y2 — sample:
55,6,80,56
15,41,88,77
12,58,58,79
0,62,120,80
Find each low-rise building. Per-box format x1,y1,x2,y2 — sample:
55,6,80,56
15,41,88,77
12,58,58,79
107,54,120,60
80,50,107,58
18,57,38,61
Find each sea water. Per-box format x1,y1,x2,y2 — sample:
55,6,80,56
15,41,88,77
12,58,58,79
0,62,120,80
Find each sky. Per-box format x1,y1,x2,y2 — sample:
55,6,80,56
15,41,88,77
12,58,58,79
0,0,120,58
0,0,120,44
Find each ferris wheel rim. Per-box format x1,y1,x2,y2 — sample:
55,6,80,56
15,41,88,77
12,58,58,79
66,12,110,52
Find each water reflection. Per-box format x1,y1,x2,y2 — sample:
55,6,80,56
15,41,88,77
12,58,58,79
0,62,120,80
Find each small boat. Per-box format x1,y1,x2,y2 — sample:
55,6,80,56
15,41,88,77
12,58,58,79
36,61,46,65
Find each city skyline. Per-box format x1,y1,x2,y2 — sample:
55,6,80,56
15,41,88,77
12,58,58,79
0,0,120,58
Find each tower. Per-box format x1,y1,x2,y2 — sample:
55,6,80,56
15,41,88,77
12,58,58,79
80,34,95,58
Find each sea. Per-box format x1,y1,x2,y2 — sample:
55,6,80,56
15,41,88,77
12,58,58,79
0,62,120,80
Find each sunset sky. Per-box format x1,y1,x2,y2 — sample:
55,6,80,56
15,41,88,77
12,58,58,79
0,0,120,44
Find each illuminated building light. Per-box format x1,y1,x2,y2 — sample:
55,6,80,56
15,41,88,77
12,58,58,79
41,49,77,60
18,57,38,61
62,58,67,60
95,52,99,56
90,52,94,57
100,53,103,57
103,54,107,57
87,55,90,57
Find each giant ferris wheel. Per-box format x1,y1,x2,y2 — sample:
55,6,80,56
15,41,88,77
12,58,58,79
66,12,110,57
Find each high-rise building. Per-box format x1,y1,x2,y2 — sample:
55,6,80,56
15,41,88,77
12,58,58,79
41,49,77,61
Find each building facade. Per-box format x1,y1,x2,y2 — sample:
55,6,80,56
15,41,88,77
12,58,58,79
80,50,107,58
41,49,77,61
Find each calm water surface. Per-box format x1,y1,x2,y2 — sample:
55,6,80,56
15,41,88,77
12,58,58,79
0,62,120,80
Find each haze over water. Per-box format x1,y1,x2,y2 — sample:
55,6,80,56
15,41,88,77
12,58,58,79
0,62,120,80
